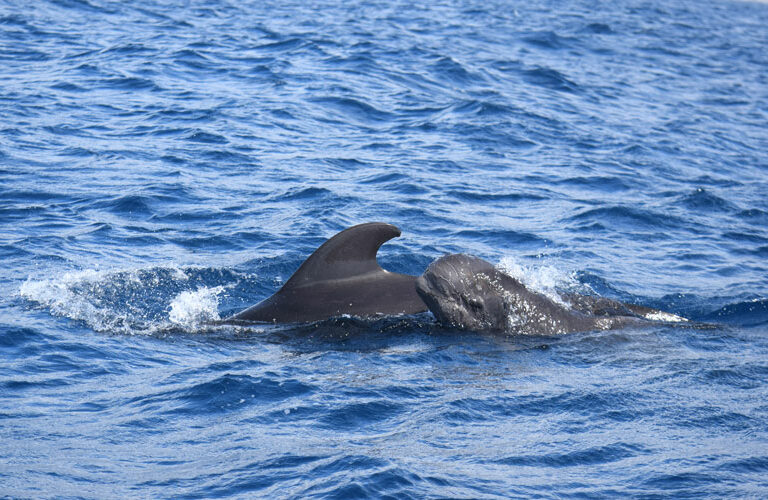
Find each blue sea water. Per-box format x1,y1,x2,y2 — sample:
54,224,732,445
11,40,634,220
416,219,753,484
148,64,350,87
2,0,768,497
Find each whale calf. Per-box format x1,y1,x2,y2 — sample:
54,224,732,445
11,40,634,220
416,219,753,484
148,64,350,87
227,222,427,323
415,253,684,335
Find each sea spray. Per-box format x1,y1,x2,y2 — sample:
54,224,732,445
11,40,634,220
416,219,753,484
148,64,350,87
19,267,230,333
168,286,223,326
498,255,583,305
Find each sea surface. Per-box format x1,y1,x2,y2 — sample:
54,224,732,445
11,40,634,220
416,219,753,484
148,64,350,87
2,0,768,497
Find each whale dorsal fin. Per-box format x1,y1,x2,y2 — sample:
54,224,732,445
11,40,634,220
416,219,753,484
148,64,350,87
282,222,402,288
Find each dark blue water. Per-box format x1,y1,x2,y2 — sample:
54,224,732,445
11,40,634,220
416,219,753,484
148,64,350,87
2,0,768,497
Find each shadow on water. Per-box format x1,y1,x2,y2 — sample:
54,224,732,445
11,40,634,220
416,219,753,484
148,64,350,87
199,314,552,353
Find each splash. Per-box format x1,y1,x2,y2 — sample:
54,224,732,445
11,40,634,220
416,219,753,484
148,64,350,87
497,255,580,305
20,269,135,333
643,311,688,323
168,287,223,326
19,266,233,334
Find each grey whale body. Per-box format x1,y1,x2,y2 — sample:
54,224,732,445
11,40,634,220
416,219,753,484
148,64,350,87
227,223,684,334
415,254,680,335
227,222,427,323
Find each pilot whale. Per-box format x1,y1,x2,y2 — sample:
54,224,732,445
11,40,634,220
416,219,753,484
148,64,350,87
227,223,685,334
227,222,427,323
415,253,686,335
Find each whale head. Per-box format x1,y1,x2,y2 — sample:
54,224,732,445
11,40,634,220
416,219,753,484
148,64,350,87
415,254,512,332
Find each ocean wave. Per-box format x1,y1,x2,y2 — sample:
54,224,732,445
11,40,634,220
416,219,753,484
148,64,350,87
3,0,768,497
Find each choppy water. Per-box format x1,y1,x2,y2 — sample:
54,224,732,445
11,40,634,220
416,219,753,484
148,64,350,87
2,0,768,497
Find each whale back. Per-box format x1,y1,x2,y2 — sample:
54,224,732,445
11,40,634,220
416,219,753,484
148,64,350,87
227,223,427,323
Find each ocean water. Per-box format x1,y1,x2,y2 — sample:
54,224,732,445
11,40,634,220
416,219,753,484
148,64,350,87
2,0,768,497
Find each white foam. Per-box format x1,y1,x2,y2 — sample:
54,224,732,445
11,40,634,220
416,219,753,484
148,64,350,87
20,269,131,332
644,311,688,322
496,256,689,325
168,287,223,326
497,255,577,305
19,266,230,334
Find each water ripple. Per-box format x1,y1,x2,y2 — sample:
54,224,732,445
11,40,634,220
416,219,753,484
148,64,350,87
2,0,768,497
